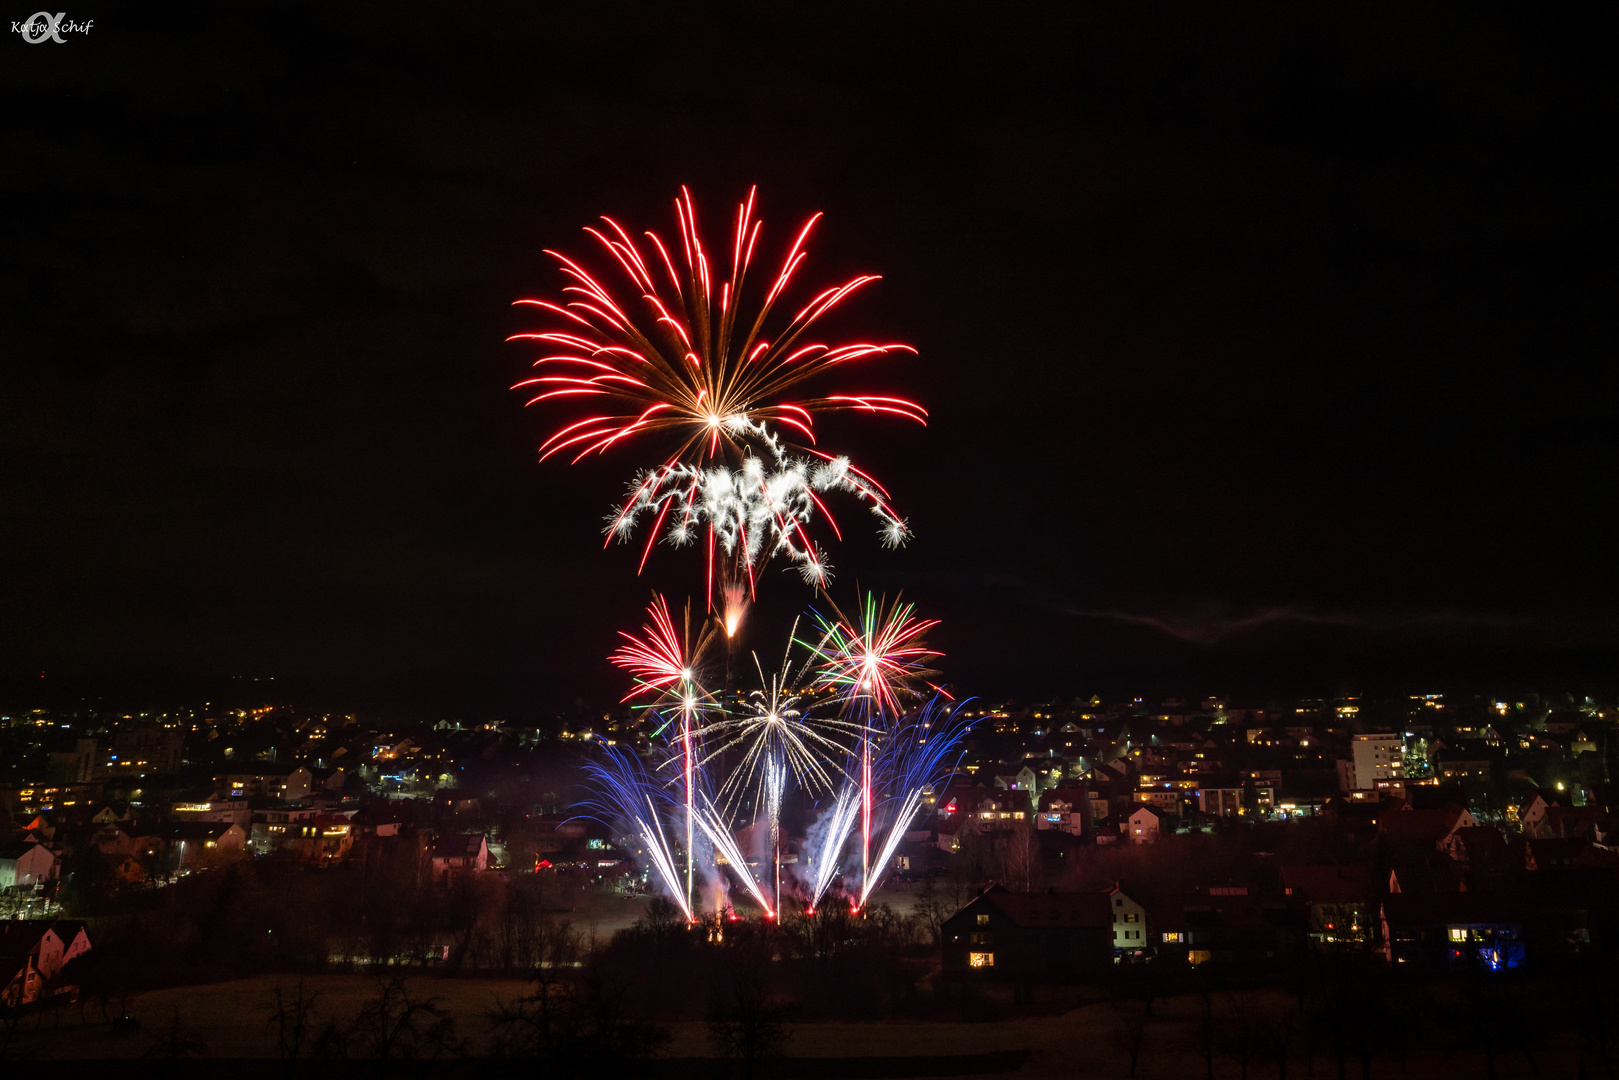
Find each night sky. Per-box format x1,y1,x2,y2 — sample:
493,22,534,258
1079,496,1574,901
4,4,1615,714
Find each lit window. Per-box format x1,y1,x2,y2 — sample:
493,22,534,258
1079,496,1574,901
969,952,994,968
1449,928,1467,942
1163,932,1181,943
976,913,990,926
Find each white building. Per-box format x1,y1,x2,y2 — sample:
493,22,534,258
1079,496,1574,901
1127,805,1164,844
1352,733,1405,791
0,841,59,891
1108,886,1149,953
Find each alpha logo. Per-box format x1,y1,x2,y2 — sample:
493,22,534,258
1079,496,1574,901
15,12,94,43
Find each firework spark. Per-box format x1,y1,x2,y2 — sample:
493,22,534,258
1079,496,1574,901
694,798,775,918
695,628,862,817
859,697,975,905
580,745,693,921
805,593,945,715
513,187,923,594
803,783,861,912
804,593,944,900
610,594,717,702
609,594,719,914
583,605,969,922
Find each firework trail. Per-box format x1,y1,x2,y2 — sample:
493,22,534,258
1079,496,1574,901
694,627,862,917
579,745,693,921
802,783,862,912
512,187,923,599
859,696,975,905
610,594,719,914
586,608,971,921
694,796,775,918
804,593,943,902
764,755,787,915
805,593,945,713
722,583,747,640
695,626,862,819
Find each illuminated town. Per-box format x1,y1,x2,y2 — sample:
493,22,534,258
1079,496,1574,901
4,4,1610,1076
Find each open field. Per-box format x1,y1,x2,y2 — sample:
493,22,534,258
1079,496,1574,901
3,973,1568,1078
557,880,927,941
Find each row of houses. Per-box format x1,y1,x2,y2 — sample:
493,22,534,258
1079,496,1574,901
0,920,91,1010
0,791,504,912
939,802,1619,982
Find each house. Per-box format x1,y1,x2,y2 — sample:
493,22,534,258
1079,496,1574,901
1382,892,1525,970
171,799,253,825
935,813,970,853
107,725,184,775
350,804,410,838
1036,788,1088,836
1379,806,1478,862
1195,783,1244,817
1535,805,1612,843
91,819,166,861
1153,888,1303,968
1518,792,1553,836
941,884,1113,981
46,739,99,784
167,821,248,871
89,802,134,824
963,791,1034,827
217,764,314,802
1281,864,1371,950
1107,885,1149,955
0,839,60,891
431,833,489,877
311,766,352,794
433,789,482,815
1527,837,1619,871
0,952,41,1009
1127,805,1166,844
90,819,168,881
248,805,323,855
0,920,91,1007
308,815,357,864
993,767,1040,800
1350,732,1405,791
1135,788,1182,816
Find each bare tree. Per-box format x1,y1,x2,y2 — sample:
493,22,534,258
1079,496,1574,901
912,876,952,946
350,975,457,1059
1112,1005,1151,1077
311,1015,350,1059
1268,1013,1299,1080
1217,992,1268,1080
143,1007,206,1059
709,964,794,1080
488,964,669,1066
1001,822,1040,893
260,978,323,1061
1187,999,1218,1080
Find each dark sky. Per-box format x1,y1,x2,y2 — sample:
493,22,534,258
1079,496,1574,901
4,3,1616,714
